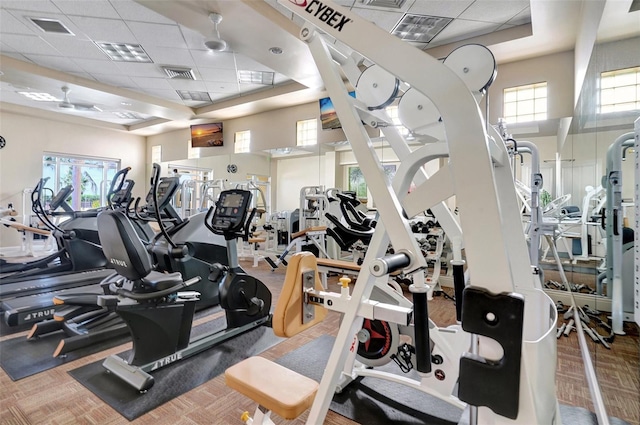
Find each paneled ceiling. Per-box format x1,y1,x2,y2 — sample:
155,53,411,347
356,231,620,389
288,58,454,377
0,0,638,136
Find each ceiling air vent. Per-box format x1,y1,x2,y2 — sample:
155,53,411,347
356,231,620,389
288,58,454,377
162,66,196,80
361,0,406,9
29,17,74,35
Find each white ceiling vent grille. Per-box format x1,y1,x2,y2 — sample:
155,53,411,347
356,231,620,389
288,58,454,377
361,0,406,9
162,66,196,80
29,18,74,35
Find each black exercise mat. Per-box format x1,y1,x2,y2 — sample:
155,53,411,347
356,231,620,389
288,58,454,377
275,334,463,425
276,335,632,425
0,305,221,381
69,317,283,421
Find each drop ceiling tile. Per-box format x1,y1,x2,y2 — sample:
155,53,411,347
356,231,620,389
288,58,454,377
205,82,240,94
51,0,120,19
166,79,207,91
458,0,530,24
234,55,276,73
431,19,501,45
179,25,207,50
130,76,174,90
191,50,237,70
406,1,474,19
89,73,137,88
42,37,107,60
0,41,18,53
197,67,238,83
115,62,165,77
141,46,195,67
351,8,403,31
209,92,239,102
72,57,123,74
507,6,531,26
0,1,61,13
126,21,187,49
1,34,57,56
137,88,182,101
1,10,37,35
110,0,176,25
22,53,79,71
66,71,95,80
66,16,138,43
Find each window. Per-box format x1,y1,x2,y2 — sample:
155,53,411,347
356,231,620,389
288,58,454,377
42,154,120,211
151,145,162,164
503,82,547,123
187,139,200,159
296,118,317,147
235,130,251,153
600,66,640,113
385,105,410,136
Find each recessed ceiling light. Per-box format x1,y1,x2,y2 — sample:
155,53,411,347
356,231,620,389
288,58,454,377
95,42,153,63
237,70,274,85
18,91,60,101
269,47,283,55
120,102,132,106
391,14,452,43
29,17,74,35
113,111,142,120
176,90,212,102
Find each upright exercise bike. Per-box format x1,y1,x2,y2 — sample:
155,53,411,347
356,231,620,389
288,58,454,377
97,188,272,391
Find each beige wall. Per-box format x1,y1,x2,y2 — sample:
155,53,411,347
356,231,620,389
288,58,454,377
489,50,575,124
0,112,146,247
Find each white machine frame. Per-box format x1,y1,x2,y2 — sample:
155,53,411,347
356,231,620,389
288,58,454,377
277,1,559,424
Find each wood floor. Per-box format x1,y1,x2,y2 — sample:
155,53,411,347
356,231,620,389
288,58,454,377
0,259,638,425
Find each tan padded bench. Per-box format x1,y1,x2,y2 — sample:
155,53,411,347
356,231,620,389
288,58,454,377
225,356,318,420
291,226,327,240
248,237,266,244
316,257,361,272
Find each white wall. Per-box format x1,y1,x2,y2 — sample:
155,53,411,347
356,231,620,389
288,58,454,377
0,112,146,247
275,155,325,211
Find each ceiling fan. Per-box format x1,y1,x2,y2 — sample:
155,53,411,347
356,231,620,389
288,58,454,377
58,86,102,112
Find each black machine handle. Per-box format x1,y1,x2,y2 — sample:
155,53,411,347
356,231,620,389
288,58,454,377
613,209,619,236
106,166,131,209
150,163,177,249
242,208,257,241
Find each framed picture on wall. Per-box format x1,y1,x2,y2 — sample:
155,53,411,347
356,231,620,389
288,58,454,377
191,123,223,147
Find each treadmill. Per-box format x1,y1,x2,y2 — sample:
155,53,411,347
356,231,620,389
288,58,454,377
1,177,177,327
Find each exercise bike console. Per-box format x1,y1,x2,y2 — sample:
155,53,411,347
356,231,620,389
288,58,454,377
207,189,253,239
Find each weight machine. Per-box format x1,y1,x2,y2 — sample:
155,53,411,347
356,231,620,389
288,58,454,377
235,1,559,424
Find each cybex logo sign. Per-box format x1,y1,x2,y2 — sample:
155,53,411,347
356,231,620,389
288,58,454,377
288,0,352,32
110,258,128,267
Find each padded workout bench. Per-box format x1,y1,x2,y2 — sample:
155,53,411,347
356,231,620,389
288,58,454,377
265,226,329,270
225,252,327,424
226,357,318,423
239,234,267,267
316,257,360,289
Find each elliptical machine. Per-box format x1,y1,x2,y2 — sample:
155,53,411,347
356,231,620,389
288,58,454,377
97,187,272,391
0,167,137,280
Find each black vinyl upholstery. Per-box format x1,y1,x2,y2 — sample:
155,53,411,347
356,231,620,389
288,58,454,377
97,210,152,281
